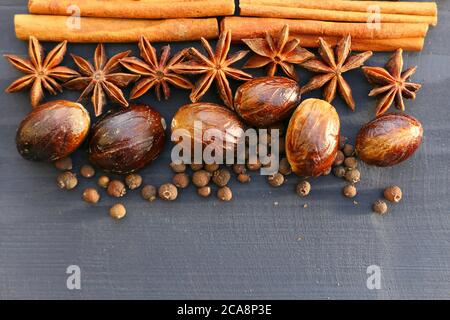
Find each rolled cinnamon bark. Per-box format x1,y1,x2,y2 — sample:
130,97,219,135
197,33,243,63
28,0,235,19
15,14,219,43
221,17,429,40
239,3,437,26
241,0,438,17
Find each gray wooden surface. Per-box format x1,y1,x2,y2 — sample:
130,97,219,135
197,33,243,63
0,0,449,300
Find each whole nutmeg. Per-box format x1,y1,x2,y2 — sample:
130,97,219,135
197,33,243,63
384,186,402,203
97,175,110,189
234,77,302,127
343,185,357,198
296,181,311,197
197,186,211,198
56,172,78,190
172,173,190,189
82,188,100,204
217,186,233,201
16,100,90,162
356,113,423,167
286,99,340,177
159,183,178,201
80,164,95,178
125,173,143,190
171,103,245,153
212,168,231,187
141,185,157,202
373,200,388,215
89,105,166,174
268,173,285,187
54,157,73,171
192,170,211,187
110,204,126,220
107,180,126,198
345,169,361,184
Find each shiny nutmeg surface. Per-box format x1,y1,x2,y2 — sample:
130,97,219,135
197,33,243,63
16,100,90,162
88,104,166,174
286,99,340,177
234,76,302,127
356,113,423,167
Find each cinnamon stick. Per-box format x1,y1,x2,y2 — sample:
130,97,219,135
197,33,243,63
239,3,437,26
241,0,438,17
28,0,235,19
221,17,429,40
15,14,219,43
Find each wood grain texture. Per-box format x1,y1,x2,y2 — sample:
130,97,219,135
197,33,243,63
0,0,449,299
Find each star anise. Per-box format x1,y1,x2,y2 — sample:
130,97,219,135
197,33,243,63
119,36,193,101
4,36,79,107
64,44,140,117
300,35,373,110
171,30,253,109
242,25,314,81
362,49,422,117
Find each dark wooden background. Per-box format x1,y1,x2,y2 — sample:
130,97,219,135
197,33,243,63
0,0,449,299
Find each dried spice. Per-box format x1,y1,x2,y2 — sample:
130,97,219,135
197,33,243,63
4,36,79,107
171,30,253,108
120,36,192,100
343,185,357,198
107,180,126,198
345,169,361,184
237,173,251,183
80,164,95,178
242,25,314,80
363,49,422,116
110,204,126,220
384,186,402,203
64,44,139,116
217,186,233,201
159,183,178,201
333,166,346,178
296,181,311,197
268,173,285,187
344,157,358,169
56,172,78,190
141,185,157,202
54,157,73,171
334,151,345,166
197,186,212,198
173,173,190,189
98,176,110,189
82,188,100,204
192,170,211,187
125,173,143,190
204,163,220,173
342,144,355,157
373,200,388,215
300,35,372,110
170,162,186,173
212,168,231,187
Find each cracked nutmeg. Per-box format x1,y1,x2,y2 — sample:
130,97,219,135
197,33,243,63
242,24,314,81
4,36,79,107
64,44,140,117
120,36,193,101
362,49,422,117
300,35,372,111
171,30,253,109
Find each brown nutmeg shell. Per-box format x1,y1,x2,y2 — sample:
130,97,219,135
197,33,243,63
356,113,423,167
88,104,166,174
234,76,302,127
16,100,90,162
286,99,340,177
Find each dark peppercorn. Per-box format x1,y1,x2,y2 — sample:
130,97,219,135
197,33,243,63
204,163,220,173
343,144,355,157
141,185,157,202
80,164,95,178
107,180,126,198
212,168,231,187
384,186,402,203
343,184,357,198
192,170,211,187
237,173,251,183
159,183,178,201
333,166,346,178
82,188,100,204
268,172,284,187
345,169,361,184
170,162,186,173
54,157,72,171
279,158,292,175
217,186,233,201
233,164,246,175
190,163,204,171
296,181,311,197
344,157,358,169
110,204,126,220
373,200,388,215
97,175,110,188
334,150,345,166
172,173,190,189
125,173,143,190
56,172,78,190
197,186,211,198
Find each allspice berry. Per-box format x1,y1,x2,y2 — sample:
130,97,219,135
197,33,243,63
80,164,95,178
247,159,262,171
110,204,126,220
159,183,178,201
373,200,388,215
97,175,110,189
190,163,204,171
333,166,346,178
343,185,357,198
125,173,143,190
141,185,157,202
339,136,348,150
279,158,292,175
170,162,186,173
268,172,284,187
334,151,345,166
204,163,220,173
192,170,211,187
217,186,233,201
212,168,231,187
345,169,361,184
54,157,72,171
343,144,355,157
197,186,211,198
172,173,190,189
384,186,402,203
56,172,78,190
107,180,126,198
344,157,358,169
237,173,251,183
296,181,311,197
82,188,100,204
232,164,246,175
